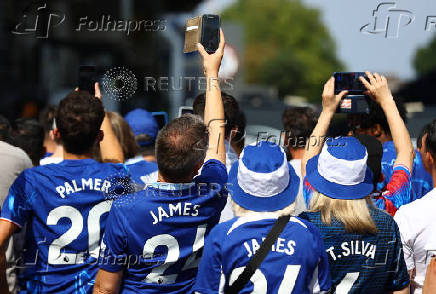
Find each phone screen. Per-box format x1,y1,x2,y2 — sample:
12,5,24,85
201,15,220,53
79,66,96,95
334,72,367,94
152,112,168,130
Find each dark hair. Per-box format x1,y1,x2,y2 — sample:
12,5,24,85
12,118,45,166
193,92,240,139
0,115,11,141
156,114,208,182
136,134,155,157
282,107,317,149
56,91,105,155
232,110,246,151
354,134,383,189
417,123,431,150
39,105,57,133
348,98,407,136
425,119,436,162
107,112,137,160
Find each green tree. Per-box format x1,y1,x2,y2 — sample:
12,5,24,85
414,35,436,76
222,0,343,100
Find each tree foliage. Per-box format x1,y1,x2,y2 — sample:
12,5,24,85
222,0,344,100
414,35,436,76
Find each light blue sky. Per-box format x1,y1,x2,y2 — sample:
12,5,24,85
197,0,436,80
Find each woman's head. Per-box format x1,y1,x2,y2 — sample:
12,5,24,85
310,192,377,234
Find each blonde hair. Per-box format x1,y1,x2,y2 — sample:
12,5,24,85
232,201,296,217
107,112,137,159
309,192,377,235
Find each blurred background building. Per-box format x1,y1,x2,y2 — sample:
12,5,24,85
1,0,435,138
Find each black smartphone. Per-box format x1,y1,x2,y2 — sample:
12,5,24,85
78,66,96,95
334,72,368,95
201,14,220,53
178,106,194,117
336,95,370,114
152,112,168,130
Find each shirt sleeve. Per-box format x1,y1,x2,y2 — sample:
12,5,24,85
388,218,411,291
303,177,315,209
192,225,223,294
99,201,128,273
196,159,228,186
374,165,412,215
0,171,34,228
394,207,416,271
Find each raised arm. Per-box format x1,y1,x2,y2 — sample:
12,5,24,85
301,77,348,177
94,83,124,163
360,72,414,171
198,29,226,164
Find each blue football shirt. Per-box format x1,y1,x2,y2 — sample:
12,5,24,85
193,215,331,294
126,159,158,185
99,159,228,293
378,141,432,200
1,159,129,293
300,207,410,293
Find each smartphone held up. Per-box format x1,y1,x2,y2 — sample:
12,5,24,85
334,72,370,114
184,14,220,54
78,66,97,95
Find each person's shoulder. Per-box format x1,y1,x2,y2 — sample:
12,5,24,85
196,159,227,183
396,188,436,218
0,141,32,167
202,159,226,170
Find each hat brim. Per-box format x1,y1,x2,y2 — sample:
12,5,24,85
229,161,300,212
306,154,374,200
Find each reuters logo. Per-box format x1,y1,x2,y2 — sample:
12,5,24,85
102,66,137,101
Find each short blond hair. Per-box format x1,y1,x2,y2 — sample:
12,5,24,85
232,201,296,217
309,192,377,235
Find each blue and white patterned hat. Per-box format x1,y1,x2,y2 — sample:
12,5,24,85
306,136,374,199
229,141,300,212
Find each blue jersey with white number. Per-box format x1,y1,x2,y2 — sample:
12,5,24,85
126,159,158,185
1,159,128,294
300,208,410,293
193,215,331,294
100,159,228,293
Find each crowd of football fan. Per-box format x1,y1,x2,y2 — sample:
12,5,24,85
0,30,435,294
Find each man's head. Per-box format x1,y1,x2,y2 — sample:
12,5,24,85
39,105,60,150
12,118,45,166
282,107,316,155
417,123,431,152
156,114,208,183
193,92,240,140
55,91,105,155
421,120,436,174
348,98,407,143
125,108,158,158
